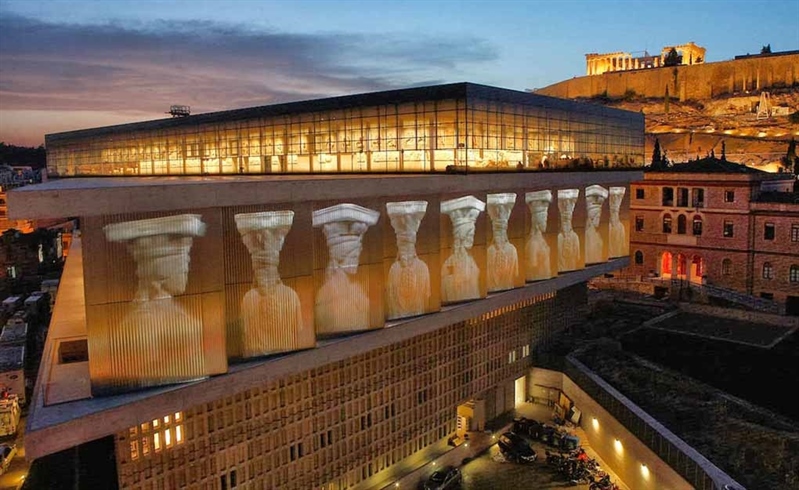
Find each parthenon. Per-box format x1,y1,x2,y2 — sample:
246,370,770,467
585,42,706,76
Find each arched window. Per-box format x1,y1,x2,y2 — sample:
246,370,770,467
634,250,644,265
677,215,687,234
762,262,774,280
662,214,672,233
790,265,799,283
722,258,732,275
692,215,703,236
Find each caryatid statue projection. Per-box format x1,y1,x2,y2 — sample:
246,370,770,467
608,187,627,258
441,195,485,303
103,214,208,389
313,203,380,334
525,190,552,281
486,193,519,292
557,189,581,272
235,210,306,357
584,185,609,265
386,201,431,320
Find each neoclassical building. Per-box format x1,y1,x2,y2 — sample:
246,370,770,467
11,83,644,489
623,157,798,314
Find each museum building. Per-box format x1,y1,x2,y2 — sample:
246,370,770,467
10,83,644,489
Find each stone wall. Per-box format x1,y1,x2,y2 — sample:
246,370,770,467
538,53,799,101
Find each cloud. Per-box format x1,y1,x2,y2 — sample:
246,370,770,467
0,12,498,116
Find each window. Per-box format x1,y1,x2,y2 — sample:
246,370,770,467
760,292,774,300
722,258,732,275
723,220,734,238
762,262,774,279
692,215,703,236
635,215,644,232
635,188,645,199
790,265,799,283
662,214,672,233
662,187,674,206
724,190,735,203
677,187,689,207
677,215,687,234
792,225,799,242
763,223,775,240
692,188,705,208
634,250,643,264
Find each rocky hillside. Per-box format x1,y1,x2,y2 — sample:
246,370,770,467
582,87,799,171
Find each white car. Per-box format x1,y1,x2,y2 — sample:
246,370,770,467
0,443,17,474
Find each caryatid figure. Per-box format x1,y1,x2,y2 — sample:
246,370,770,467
103,214,208,389
235,210,306,357
525,190,552,281
313,203,380,334
487,193,519,292
608,187,627,258
557,189,581,272
584,185,609,265
441,195,485,303
386,201,431,320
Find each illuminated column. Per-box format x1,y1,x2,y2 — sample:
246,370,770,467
486,193,519,292
235,210,306,357
386,201,431,320
608,187,627,258
525,190,552,281
557,189,581,272
585,185,608,265
313,203,380,334
441,196,485,303
103,214,207,388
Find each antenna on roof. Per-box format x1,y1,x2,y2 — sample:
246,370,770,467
167,105,191,118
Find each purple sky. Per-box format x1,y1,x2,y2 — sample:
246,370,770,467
1,0,797,146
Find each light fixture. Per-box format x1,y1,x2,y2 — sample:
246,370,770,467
592,417,599,430
641,463,650,478
614,438,623,453
464,443,469,448
432,461,436,466
394,483,400,488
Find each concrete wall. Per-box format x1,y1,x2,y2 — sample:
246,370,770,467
538,53,799,101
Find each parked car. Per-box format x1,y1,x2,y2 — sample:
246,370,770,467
423,465,462,489
498,431,537,463
0,443,17,474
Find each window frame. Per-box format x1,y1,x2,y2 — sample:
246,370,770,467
790,265,799,283
764,223,775,241
762,262,774,280
677,214,687,234
634,250,644,265
724,190,735,203
662,187,674,207
723,220,734,238
635,188,645,200
791,224,799,242
662,214,672,234
721,258,732,275
692,215,703,236
635,215,644,232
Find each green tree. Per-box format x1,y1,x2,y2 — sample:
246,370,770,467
651,138,662,167
663,48,681,67
761,44,772,54
664,85,670,114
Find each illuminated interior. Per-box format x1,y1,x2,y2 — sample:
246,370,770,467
45,84,644,176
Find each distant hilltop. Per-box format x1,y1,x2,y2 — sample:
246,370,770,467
538,49,799,102
586,42,706,76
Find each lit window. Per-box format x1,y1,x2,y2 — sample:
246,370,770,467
142,437,151,456
141,422,149,432
692,216,703,236
165,428,172,447
790,265,799,283
723,220,734,238
762,262,774,280
176,425,183,443
175,412,181,421
164,415,170,424
154,432,161,451
764,223,775,241
130,441,139,461
153,418,160,428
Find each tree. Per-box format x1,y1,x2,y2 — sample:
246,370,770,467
721,141,727,161
664,48,681,67
782,138,798,174
761,44,772,54
664,85,670,114
651,138,662,167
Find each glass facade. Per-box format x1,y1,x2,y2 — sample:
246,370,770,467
45,84,645,177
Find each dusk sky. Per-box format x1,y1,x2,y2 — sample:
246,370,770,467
1,0,797,147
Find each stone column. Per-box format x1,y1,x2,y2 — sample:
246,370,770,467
486,193,518,292
441,195,485,303
585,185,608,265
103,214,208,389
557,189,581,272
386,201,430,320
525,190,552,281
235,210,306,357
313,203,380,334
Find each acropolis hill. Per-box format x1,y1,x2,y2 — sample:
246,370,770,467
537,47,799,170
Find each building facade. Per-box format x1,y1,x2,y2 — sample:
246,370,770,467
622,157,799,314
12,83,644,489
